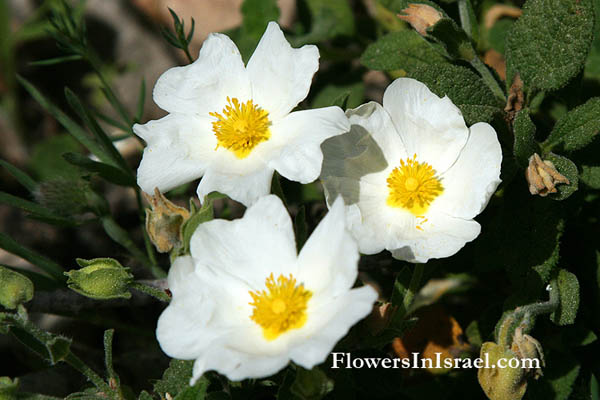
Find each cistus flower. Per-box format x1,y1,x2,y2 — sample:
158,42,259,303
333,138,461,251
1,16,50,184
135,22,349,206
321,78,502,263
156,195,377,382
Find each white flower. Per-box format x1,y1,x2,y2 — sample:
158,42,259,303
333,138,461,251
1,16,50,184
134,22,349,206
321,78,502,263
156,195,377,382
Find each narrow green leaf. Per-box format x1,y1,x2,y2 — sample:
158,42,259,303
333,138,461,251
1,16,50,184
513,109,540,168
0,232,65,282
360,30,448,73
458,0,479,42
592,374,600,400
17,76,113,166
64,87,129,171
0,159,37,193
544,97,600,152
505,0,595,90
294,206,307,252
550,269,580,325
0,192,78,227
29,54,83,66
95,111,130,132
409,63,504,124
103,329,117,381
63,152,136,187
544,153,579,200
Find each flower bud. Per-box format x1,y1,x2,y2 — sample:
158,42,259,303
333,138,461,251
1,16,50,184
0,266,34,310
0,376,19,400
398,4,443,36
478,342,528,400
525,153,570,196
65,258,133,300
143,188,190,253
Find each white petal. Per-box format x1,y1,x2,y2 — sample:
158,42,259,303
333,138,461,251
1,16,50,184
190,195,297,289
153,33,250,116
390,210,481,263
432,122,502,219
247,22,319,120
191,344,290,383
196,165,274,206
289,286,378,368
267,107,350,183
298,197,359,296
156,256,219,360
382,78,469,173
135,114,215,193
345,102,408,163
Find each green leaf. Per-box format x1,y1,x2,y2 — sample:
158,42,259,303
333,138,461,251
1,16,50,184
237,0,280,61
513,109,540,168
360,30,448,73
174,381,209,400
581,165,600,188
29,54,83,66
294,206,307,252
17,76,115,166
584,0,600,80
408,63,504,124
426,18,475,61
487,19,513,55
103,329,117,381
30,134,82,181
458,0,479,42
293,0,354,45
290,367,334,400
135,78,146,122
551,269,580,325
527,350,580,400
505,0,595,90
592,374,600,400
46,335,72,364
545,153,579,200
154,360,209,398
544,97,600,152
0,159,37,193
0,232,65,282
311,83,364,110
63,152,136,187
0,191,79,227
180,199,214,254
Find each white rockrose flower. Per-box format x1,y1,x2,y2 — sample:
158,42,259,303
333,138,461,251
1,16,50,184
156,195,377,382
321,78,502,263
134,22,350,206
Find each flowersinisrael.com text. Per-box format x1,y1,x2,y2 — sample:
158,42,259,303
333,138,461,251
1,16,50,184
331,352,542,370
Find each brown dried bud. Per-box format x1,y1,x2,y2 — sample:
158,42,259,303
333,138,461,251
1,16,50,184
366,302,396,334
525,153,570,196
143,188,190,253
398,4,443,36
511,327,544,380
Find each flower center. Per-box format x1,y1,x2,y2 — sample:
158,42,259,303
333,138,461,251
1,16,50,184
249,273,312,341
209,97,271,159
386,154,443,215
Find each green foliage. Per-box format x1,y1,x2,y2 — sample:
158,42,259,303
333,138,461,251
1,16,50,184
153,360,209,398
294,206,308,252
0,232,65,282
30,134,82,181
544,153,579,200
527,350,580,400
289,368,333,400
160,8,196,63
544,97,600,153
238,0,280,61
360,30,448,73
294,0,354,45
505,0,595,90
426,18,475,61
180,199,214,255
311,83,365,110
487,19,513,55
513,109,540,168
408,63,504,124
551,269,580,325
580,165,600,188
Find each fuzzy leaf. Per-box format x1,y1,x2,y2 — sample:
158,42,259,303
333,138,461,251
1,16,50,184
505,0,594,90
426,18,475,61
551,269,580,325
513,109,540,168
581,165,600,188
290,367,334,400
545,153,579,200
154,360,209,398
409,63,504,124
544,97,600,152
293,0,354,45
360,30,447,73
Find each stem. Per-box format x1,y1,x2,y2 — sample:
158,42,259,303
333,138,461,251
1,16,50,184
183,47,194,64
65,353,115,398
403,263,425,313
470,56,507,102
135,189,160,271
130,281,171,303
458,0,473,39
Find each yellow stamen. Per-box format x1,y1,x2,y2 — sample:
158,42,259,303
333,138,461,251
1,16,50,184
209,97,271,159
249,273,312,341
387,154,443,215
